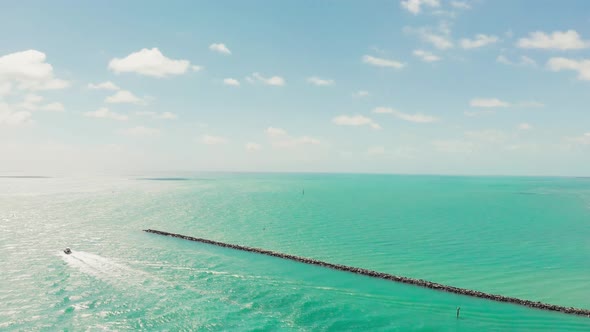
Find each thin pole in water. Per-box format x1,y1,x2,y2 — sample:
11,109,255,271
456,307,461,319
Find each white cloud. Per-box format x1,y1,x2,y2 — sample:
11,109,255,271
209,43,231,55
0,103,32,126
271,136,321,148
18,94,44,110
394,111,437,123
85,107,128,121
520,56,537,67
40,102,65,112
245,142,261,151
413,49,440,62
0,51,45,82
24,94,43,103
424,33,453,49
105,90,144,104
159,111,177,119
88,81,120,90
470,98,510,108
265,127,321,148
518,123,532,130
16,94,64,112
496,55,537,67
373,107,396,114
223,78,240,86
352,90,369,98
247,72,285,86
468,99,543,109
39,79,69,90
332,115,381,130
121,126,160,137
0,50,69,91
450,1,471,9
460,34,499,49
202,135,227,145
362,55,405,69
298,136,321,145
266,127,287,137
547,57,590,81
568,133,590,145
517,30,589,50
307,76,334,86
0,82,12,96
405,24,453,50
29,79,69,90
400,0,440,14
0,111,31,125
135,111,177,120
191,65,203,72
367,146,386,156
108,48,195,77
373,107,437,123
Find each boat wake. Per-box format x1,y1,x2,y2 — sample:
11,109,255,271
60,251,209,298
61,251,154,287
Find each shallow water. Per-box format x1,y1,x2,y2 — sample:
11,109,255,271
1,174,590,330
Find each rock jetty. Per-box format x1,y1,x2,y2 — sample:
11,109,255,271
144,229,590,317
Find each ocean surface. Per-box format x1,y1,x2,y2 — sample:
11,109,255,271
1,173,590,331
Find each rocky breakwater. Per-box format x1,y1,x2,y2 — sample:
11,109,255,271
144,229,590,317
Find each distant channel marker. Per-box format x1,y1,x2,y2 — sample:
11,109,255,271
144,229,590,317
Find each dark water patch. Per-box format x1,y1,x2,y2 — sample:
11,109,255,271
144,229,590,318
138,177,191,181
138,177,219,182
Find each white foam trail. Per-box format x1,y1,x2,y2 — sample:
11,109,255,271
60,251,207,297
61,251,154,287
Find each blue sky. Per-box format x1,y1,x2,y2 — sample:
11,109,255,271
1,0,590,175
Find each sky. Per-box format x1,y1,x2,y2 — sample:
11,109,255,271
1,0,590,176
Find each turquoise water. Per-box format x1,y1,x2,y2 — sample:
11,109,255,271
1,174,590,330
